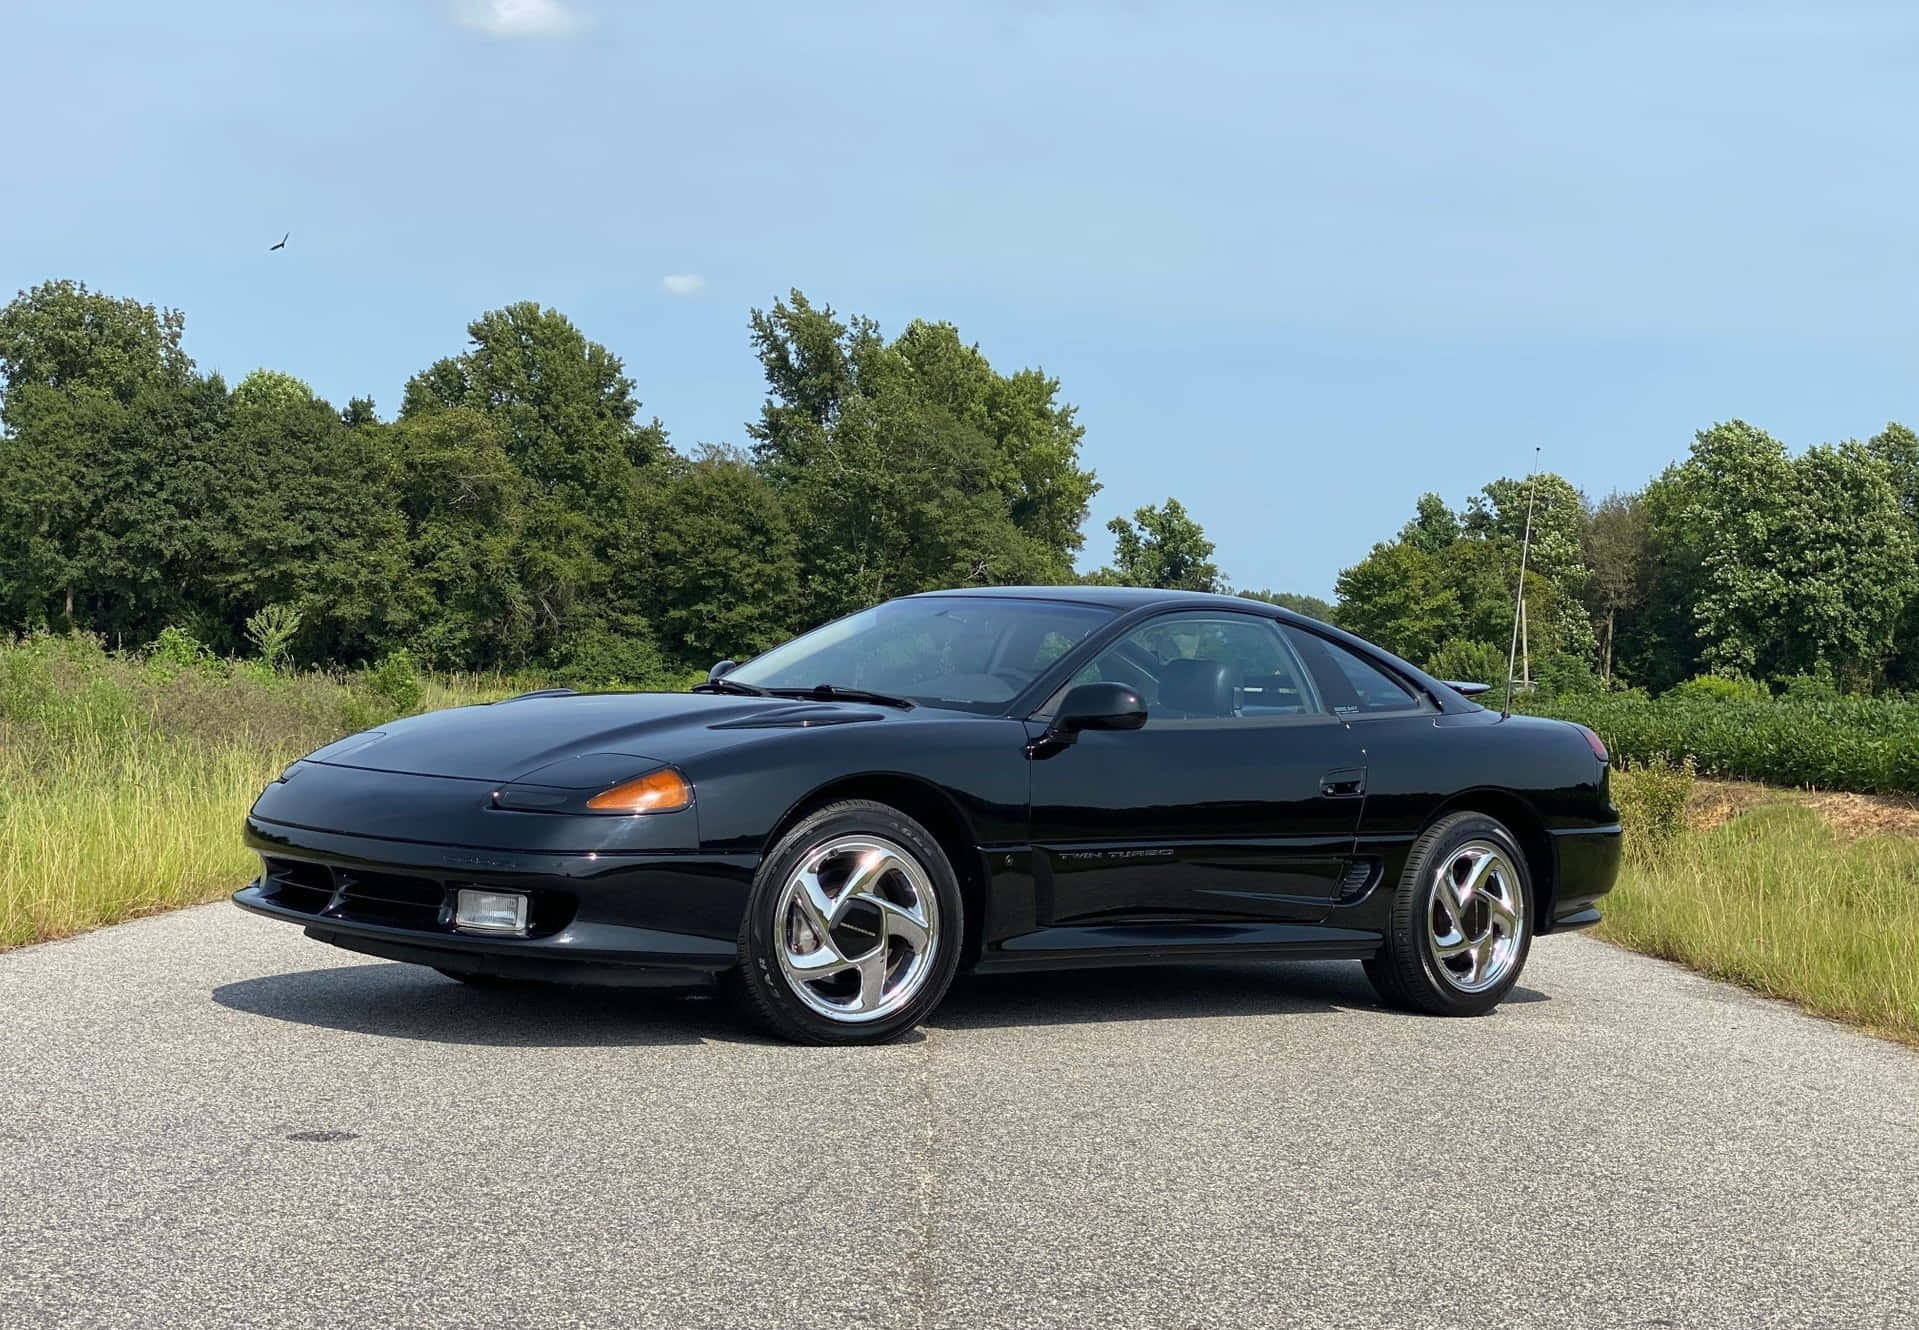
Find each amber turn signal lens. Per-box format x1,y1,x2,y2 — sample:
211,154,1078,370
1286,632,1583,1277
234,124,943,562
584,767,691,814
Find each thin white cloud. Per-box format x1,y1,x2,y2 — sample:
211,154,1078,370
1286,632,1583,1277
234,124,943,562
661,274,705,298
454,0,583,38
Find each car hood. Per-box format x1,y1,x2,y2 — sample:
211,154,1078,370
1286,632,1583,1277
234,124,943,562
303,691,905,784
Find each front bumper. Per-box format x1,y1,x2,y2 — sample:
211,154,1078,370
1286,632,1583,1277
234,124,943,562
234,815,756,985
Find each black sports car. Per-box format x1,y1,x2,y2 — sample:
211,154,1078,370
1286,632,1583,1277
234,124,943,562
233,587,1621,1043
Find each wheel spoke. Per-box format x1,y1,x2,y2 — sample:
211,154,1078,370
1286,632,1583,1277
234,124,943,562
1484,890,1519,934
852,945,890,1011
876,898,930,953
1434,935,1475,959
1470,936,1497,985
794,869,840,933
843,850,904,905
783,943,852,976
1435,876,1467,934
1459,849,1502,904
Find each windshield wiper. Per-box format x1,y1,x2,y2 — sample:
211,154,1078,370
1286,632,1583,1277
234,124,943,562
766,683,916,710
690,677,770,697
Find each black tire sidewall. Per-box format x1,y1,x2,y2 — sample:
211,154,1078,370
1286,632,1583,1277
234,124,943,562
1398,813,1534,1016
734,800,964,1044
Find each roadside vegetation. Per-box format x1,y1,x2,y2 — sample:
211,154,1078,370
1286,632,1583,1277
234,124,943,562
1528,688,1919,795
0,632,518,948
1606,759,1919,1046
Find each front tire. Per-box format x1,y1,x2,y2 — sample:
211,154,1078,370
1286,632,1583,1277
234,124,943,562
729,800,963,1045
1363,811,1533,1016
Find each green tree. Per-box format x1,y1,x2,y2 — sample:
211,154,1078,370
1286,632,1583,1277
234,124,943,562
387,406,533,669
1400,492,1460,554
1101,497,1220,590
0,282,229,637
1772,441,1916,685
1674,421,1795,675
402,302,670,662
1461,471,1595,664
747,291,1098,621
649,447,800,666
0,279,191,408
1333,540,1457,663
1236,588,1335,621
1426,638,1509,687
1582,490,1648,681
1869,422,1919,689
207,375,410,661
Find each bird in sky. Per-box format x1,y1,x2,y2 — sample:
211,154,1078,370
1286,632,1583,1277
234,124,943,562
269,232,288,252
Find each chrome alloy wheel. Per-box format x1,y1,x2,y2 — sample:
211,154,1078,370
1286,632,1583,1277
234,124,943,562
1426,839,1526,993
773,834,941,1024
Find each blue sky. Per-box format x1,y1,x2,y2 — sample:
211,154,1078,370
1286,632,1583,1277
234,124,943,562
4,1,1916,598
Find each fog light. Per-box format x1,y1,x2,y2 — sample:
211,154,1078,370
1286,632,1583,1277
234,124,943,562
455,889,529,935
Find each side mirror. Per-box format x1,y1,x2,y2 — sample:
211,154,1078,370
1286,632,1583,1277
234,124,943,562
708,659,738,683
1051,682,1147,737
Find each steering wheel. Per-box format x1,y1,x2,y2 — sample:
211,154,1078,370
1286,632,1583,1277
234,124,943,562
990,670,1031,692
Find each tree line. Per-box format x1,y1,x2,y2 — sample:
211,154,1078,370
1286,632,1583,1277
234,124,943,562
0,281,1223,681
1332,421,1919,695
6,278,1912,696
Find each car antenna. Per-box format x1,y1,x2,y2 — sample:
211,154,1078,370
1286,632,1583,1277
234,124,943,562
1503,446,1542,719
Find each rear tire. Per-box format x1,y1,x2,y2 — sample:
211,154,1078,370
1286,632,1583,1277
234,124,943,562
1363,811,1533,1016
727,799,963,1045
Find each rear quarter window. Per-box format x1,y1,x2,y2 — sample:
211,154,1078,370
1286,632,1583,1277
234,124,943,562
1282,626,1425,716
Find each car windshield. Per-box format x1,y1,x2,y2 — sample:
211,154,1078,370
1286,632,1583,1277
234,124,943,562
724,596,1117,713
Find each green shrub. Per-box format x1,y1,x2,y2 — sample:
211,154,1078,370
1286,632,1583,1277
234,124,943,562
1612,755,1695,863
244,604,303,673
1522,689,1919,794
1666,673,1771,704
144,626,214,681
1426,639,1507,686
550,626,675,691
1779,670,1840,703
353,650,424,724
1533,652,1602,698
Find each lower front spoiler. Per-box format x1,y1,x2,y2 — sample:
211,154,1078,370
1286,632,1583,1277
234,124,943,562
232,885,737,988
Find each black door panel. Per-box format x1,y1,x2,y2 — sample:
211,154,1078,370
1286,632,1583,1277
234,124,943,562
1028,718,1366,925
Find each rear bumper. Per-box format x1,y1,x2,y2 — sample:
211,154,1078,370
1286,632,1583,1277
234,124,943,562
1544,823,1622,933
234,815,755,981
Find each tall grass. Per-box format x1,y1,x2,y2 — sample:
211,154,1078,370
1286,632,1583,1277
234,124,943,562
1602,770,1919,1045
0,633,516,949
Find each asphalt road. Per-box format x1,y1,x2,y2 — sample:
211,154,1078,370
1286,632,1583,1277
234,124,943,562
2,905,1916,1330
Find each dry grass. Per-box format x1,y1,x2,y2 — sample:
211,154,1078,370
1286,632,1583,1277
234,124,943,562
1687,778,1919,840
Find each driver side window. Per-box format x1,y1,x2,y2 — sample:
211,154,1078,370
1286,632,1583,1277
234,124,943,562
1067,613,1321,720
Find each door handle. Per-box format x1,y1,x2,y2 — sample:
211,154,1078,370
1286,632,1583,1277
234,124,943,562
1320,768,1366,798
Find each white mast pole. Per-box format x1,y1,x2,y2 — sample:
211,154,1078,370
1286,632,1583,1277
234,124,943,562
1503,448,1541,719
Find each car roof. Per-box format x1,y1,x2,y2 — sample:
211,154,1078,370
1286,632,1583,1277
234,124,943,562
910,585,1295,614
907,585,1481,714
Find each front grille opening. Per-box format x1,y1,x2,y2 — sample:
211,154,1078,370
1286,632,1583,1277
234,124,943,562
337,870,447,928
260,856,577,937
261,857,333,913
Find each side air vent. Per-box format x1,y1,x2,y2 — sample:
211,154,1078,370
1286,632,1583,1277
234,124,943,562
1339,858,1380,898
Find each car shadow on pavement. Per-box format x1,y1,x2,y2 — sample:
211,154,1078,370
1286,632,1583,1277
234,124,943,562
930,961,1551,1030
213,959,1551,1046
211,963,757,1048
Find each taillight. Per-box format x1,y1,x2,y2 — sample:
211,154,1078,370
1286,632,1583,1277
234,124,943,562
1573,723,1608,763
